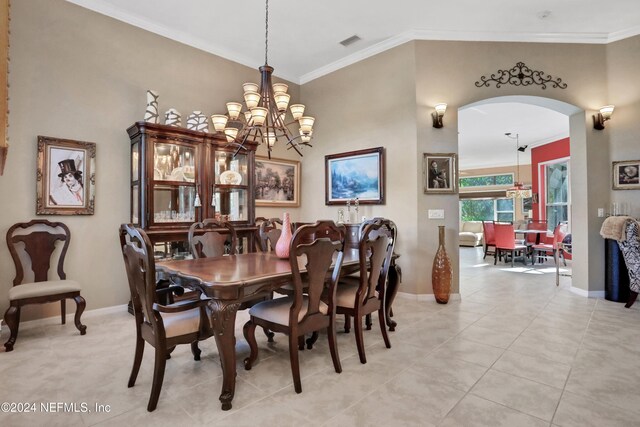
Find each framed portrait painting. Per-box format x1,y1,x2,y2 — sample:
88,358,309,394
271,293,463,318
612,160,640,190
325,147,385,205
37,136,96,215
423,153,457,194
255,156,300,207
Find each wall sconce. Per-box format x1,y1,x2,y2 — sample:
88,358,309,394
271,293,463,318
432,103,447,128
593,105,614,130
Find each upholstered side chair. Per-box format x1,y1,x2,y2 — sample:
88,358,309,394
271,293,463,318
4,219,87,352
119,224,213,411
242,220,345,393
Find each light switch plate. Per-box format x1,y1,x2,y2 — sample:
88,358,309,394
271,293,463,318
598,208,604,218
428,209,445,219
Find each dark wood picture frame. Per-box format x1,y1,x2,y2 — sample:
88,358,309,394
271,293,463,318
255,156,301,207
325,147,385,205
423,153,458,194
612,160,640,190
37,136,96,215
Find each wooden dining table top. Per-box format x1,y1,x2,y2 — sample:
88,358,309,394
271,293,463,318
156,249,362,300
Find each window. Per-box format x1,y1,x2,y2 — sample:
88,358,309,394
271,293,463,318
545,161,569,231
459,173,514,188
460,198,514,222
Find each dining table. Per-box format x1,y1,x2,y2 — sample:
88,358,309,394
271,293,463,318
156,249,401,410
515,228,548,245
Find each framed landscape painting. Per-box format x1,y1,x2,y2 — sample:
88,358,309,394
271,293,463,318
612,160,640,190
36,136,96,215
255,157,300,207
325,147,384,205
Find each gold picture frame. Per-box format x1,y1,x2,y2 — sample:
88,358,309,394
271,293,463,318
255,156,300,207
36,136,96,215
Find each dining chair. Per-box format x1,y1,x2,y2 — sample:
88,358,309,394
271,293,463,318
4,220,87,352
254,216,268,252
525,220,548,245
119,224,213,412
532,221,567,265
494,223,528,267
258,217,283,252
242,220,345,393
482,221,496,259
334,218,396,364
188,218,238,258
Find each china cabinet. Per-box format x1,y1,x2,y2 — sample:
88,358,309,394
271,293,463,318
127,121,258,255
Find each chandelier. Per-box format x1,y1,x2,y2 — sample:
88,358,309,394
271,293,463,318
505,133,532,199
211,0,315,158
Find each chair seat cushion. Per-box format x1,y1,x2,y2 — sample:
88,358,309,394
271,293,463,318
249,296,327,326
336,278,360,309
8,280,81,301
533,243,553,251
160,308,202,338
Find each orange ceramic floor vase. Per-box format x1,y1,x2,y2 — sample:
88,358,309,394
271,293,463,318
432,225,452,304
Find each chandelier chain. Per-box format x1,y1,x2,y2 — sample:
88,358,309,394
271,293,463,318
265,0,269,65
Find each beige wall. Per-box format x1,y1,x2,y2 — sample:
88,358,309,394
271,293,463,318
4,0,639,319
606,36,640,217
300,43,420,292
2,0,301,320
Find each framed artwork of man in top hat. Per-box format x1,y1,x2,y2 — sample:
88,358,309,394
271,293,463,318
36,136,96,215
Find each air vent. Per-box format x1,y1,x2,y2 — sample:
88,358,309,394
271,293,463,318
339,35,361,47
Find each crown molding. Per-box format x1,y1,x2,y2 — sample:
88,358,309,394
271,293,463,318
64,0,299,83
607,25,640,43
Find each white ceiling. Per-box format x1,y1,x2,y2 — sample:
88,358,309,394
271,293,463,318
66,0,640,84
458,103,569,170
65,0,619,168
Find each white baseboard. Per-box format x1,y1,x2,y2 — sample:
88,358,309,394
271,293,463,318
570,286,605,298
1,304,129,331
396,291,462,302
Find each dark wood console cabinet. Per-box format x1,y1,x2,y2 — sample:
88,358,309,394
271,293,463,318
127,121,259,254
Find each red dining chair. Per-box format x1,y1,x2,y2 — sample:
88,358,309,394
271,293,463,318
494,223,528,267
482,221,496,259
531,222,567,265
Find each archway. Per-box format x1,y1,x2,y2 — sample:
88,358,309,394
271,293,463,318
458,95,593,296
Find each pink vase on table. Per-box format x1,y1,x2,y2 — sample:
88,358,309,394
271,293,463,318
275,212,292,259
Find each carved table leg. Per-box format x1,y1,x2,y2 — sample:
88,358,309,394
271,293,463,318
385,262,401,331
209,300,241,411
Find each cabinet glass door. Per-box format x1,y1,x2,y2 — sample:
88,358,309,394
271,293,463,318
214,189,247,221
153,185,197,223
154,143,196,182
214,151,248,185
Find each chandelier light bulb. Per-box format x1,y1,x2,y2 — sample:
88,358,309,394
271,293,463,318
210,114,228,132
274,92,291,111
244,110,253,124
244,91,261,109
243,82,259,94
300,129,312,143
290,104,305,120
264,131,276,147
250,107,268,126
272,83,288,94
224,127,238,143
299,116,315,134
226,102,242,120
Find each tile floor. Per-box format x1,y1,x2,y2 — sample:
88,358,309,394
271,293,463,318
1,246,640,426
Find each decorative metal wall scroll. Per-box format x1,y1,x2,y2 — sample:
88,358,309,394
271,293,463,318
475,62,567,90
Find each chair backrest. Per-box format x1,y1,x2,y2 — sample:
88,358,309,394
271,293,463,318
119,224,158,331
482,221,495,245
494,223,516,250
357,219,396,305
258,218,283,252
188,219,238,258
6,220,71,286
289,220,345,329
526,220,547,244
